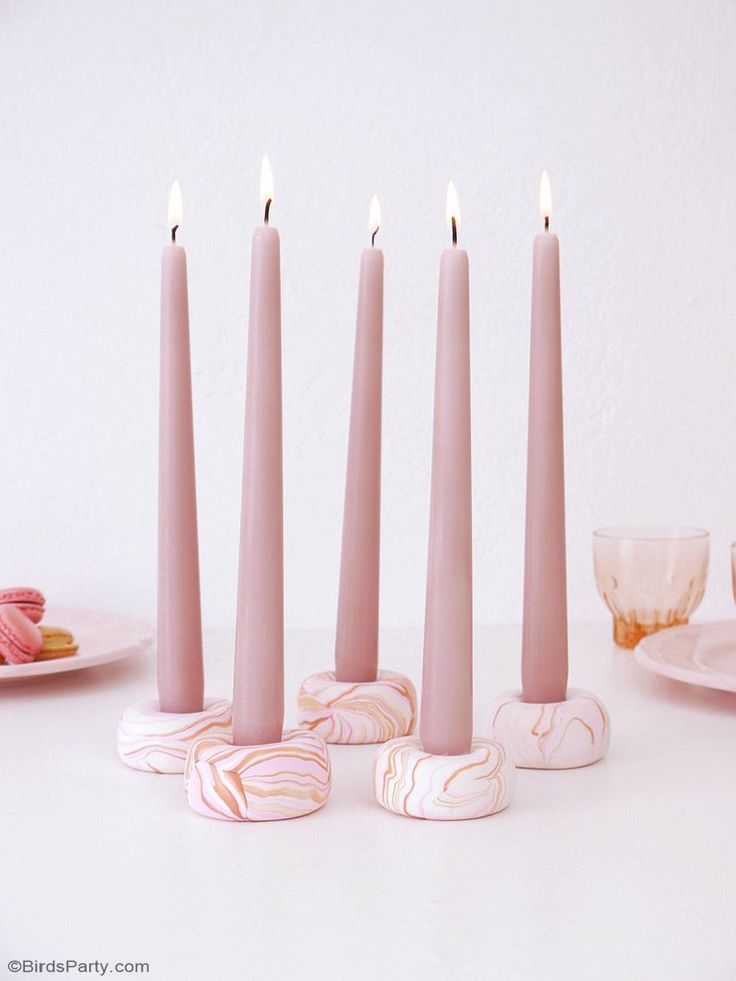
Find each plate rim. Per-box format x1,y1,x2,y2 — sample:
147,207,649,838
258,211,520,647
0,607,154,683
634,620,736,693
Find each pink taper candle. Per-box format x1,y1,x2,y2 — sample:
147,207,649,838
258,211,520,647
232,156,285,747
521,171,569,703
419,182,473,757
157,181,205,714
334,195,383,683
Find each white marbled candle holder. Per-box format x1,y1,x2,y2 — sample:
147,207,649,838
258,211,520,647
297,669,416,744
373,735,515,821
184,728,332,822
487,688,610,769
117,697,232,774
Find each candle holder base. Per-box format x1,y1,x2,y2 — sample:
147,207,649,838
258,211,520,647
297,668,417,744
487,688,610,769
372,734,515,820
117,697,232,774
185,728,332,822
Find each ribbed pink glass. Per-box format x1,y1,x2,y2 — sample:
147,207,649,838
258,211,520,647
593,527,709,649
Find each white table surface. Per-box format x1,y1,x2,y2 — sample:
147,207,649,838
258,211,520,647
2,622,735,980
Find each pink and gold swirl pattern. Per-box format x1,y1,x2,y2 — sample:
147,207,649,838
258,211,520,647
372,735,515,820
184,728,332,822
488,688,610,769
117,697,232,774
297,669,417,744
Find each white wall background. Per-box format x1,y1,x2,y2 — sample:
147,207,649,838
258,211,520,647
1,0,735,634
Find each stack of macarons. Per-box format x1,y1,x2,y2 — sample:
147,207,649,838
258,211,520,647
0,588,78,665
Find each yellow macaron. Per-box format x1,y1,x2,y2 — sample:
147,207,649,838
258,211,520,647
35,625,79,661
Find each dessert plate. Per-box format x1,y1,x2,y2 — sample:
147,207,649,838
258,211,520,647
635,621,736,692
0,607,153,683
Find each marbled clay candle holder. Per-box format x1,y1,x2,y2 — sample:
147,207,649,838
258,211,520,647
297,669,416,744
373,735,515,820
593,527,709,649
117,697,232,774
487,688,610,770
184,728,331,822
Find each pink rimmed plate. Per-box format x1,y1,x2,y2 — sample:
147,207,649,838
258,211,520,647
0,607,153,683
635,621,736,692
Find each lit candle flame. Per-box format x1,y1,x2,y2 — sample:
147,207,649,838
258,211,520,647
260,155,274,219
368,194,381,242
539,170,552,224
445,180,460,233
168,180,183,230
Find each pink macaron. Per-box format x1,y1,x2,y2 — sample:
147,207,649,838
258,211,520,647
0,605,43,665
0,587,45,624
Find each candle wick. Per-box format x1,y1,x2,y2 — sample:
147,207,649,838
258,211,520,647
451,216,457,247
264,198,272,224
371,225,379,247
544,215,549,231
171,225,178,243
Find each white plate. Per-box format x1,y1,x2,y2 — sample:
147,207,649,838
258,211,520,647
635,620,736,693
0,607,153,683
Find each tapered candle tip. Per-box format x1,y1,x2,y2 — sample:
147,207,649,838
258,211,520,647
539,170,552,226
167,181,183,233
260,155,274,222
369,194,381,245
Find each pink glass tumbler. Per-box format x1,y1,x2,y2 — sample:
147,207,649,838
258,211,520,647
593,527,709,649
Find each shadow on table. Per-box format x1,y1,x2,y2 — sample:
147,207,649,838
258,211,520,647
0,647,153,703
